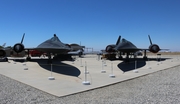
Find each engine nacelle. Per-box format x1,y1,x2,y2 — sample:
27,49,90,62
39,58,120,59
149,44,160,53
65,44,72,52
0,50,6,57
13,43,25,53
105,45,116,53
65,44,71,48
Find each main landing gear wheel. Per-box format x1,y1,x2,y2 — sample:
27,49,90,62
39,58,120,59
4,58,8,62
26,57,31,61
143,56,148,60
118,56,123,60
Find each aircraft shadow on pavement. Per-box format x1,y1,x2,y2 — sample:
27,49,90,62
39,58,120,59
147,57,170,61
117,57,169,72
117,60,146,72
30,59,81,77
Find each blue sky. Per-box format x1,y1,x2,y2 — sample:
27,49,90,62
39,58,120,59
0,0,180,51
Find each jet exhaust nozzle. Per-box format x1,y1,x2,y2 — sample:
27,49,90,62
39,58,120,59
149,44,160,53
105,45,116,53
13,43,25,53
0,50,6,57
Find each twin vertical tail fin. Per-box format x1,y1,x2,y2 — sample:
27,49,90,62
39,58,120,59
116,36,121,45
13,33,25,53
2,43,6,48
148,35,152,45
21,33,25,44
148,35,160,53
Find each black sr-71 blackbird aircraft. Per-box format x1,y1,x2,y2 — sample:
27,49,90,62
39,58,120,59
105,35,166,61
0,33,85,63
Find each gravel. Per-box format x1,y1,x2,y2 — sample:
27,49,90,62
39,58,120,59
1,65,180,104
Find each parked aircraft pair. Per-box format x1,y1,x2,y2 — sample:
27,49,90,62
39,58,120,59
105,35,165,61
0,34,85,63
1,33,165,63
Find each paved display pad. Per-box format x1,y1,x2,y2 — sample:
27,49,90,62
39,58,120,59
0,55,179,97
